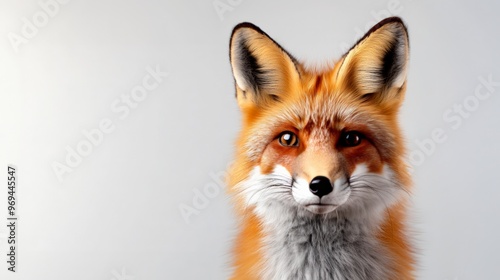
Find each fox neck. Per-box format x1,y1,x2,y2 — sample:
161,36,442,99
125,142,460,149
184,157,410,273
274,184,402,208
256,202,395,280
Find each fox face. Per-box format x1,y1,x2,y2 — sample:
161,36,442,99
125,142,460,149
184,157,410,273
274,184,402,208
228,18,410,223
227,18,415,279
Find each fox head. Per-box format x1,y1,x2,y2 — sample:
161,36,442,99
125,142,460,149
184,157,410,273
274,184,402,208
228,17,410,222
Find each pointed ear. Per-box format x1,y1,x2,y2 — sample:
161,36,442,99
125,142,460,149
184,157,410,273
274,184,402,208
229,23,301,109
336,17,409,103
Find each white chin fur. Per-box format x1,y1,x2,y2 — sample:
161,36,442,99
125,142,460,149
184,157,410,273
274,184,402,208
305,204,338,214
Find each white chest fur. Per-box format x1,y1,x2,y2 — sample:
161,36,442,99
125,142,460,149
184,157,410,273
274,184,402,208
258,203,395,280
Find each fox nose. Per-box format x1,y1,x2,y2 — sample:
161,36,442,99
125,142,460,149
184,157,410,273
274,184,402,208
309,176,333,198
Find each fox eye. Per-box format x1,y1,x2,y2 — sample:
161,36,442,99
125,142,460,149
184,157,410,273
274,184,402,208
278,131,299,147
340,131,363,147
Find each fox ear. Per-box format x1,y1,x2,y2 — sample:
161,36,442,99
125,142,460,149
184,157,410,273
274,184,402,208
336,17,409,103
229,23,301,108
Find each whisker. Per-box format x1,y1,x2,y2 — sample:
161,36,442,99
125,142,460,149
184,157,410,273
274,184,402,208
350,174,410,196
232,173,294,214
347,173,406,219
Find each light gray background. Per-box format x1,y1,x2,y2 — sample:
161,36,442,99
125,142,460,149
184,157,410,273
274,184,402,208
0,0,499,279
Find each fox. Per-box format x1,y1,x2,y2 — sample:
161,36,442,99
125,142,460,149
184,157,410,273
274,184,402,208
226,17,414,280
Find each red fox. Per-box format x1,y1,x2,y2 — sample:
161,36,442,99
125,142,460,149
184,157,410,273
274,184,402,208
227,17,414,279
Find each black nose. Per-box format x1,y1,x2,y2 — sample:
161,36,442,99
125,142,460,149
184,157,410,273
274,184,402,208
309,176,333,197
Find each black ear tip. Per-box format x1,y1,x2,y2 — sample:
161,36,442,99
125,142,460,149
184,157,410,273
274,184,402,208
377,17,406,27
382,17,409,47
369,17,408,36
233,22,260,32
231,22,264,40
230,22,271,64
378,16,405,25
230,22,258,54
341,17,408,58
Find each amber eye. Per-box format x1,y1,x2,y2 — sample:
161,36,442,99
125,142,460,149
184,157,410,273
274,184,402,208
340,131,363,147
278,131,299,147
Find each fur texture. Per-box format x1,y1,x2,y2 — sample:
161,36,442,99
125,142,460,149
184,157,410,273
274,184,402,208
227,17,414,280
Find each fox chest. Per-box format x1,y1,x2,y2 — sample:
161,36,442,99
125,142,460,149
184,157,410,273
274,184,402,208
259,219,393,280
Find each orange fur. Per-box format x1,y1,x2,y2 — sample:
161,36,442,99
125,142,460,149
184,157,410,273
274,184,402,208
230,212,264,280
227,17,415,279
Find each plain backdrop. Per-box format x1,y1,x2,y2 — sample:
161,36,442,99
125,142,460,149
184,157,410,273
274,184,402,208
1,0,499,279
